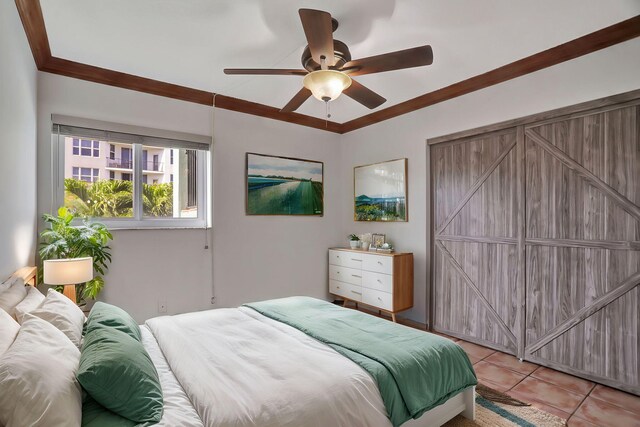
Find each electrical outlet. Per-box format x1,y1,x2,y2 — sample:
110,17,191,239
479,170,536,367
158,300,167,313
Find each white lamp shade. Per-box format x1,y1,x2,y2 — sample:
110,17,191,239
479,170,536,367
43,257,93,285
303,70,352,102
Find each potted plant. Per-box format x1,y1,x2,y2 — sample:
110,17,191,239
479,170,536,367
39,207,113,307
348,234,361,249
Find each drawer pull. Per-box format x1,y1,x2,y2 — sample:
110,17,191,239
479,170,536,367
351,258,362,262
336,286,341,289
377,297,383,301
352,274,362,278
336,271,340,274
377,279,382,283
377,261,383,265
351,291,362,295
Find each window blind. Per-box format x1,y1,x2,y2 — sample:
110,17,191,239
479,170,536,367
51,114,211,151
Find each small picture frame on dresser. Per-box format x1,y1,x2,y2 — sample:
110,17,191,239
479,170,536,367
372,233,385,248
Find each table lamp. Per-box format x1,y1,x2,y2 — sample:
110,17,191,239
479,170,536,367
43,257,93,303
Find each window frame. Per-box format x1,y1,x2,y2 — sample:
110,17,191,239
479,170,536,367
52,118,210,230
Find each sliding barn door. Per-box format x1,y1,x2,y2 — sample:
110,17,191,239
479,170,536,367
524,105,639,392
431,129,525,356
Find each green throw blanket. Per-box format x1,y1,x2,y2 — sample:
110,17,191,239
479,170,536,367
244,297,477,427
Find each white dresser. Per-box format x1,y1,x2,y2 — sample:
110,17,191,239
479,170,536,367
328,248,413,322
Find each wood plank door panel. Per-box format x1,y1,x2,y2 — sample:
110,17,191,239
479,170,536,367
431,129,523,355
524,105,640,394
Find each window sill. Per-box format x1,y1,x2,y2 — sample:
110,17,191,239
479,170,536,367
107,226,212,231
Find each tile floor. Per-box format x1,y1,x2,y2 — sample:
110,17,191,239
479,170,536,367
350,306,640,427
438,333,640,427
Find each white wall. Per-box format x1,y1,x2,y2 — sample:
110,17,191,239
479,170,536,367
37,73,342,322
339,39,640,325
35,38,640,324
0,0,38,280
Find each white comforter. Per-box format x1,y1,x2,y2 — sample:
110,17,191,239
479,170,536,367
145,307,392,427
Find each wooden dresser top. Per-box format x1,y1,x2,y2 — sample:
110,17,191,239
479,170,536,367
329,247,412,257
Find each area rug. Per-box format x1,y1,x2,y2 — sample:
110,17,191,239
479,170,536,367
443,384,567,427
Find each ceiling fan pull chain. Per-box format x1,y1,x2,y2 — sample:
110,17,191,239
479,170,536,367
325,100,331,120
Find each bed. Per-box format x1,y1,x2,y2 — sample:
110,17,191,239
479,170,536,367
0,268,477,427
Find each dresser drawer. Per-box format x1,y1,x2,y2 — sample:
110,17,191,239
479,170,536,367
328,250,343,266
362,254,393,274
329,250,363,269
362,288,393,311
329,280,362,302
362,270,393,293
329,265,362,285
342,253,364,269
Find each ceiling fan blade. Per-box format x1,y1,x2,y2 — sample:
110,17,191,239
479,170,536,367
343,79,386,109
299,9,335,66
280,87,312,112
341,45,433,76
224,68,308,76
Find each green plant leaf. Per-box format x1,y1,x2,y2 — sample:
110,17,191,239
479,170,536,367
82,276,104,300
38,207,113,302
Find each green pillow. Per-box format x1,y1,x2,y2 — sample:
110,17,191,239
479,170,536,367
82,395,138,427
78,327,163,423
84,302,141,341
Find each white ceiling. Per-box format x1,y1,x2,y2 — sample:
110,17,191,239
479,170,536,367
40,0,639,123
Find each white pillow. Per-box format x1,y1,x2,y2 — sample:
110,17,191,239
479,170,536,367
0,274,20,293
0,314,81,427
0,309,19,355
30,289,85,348
14,286,45,324
0,278,27,318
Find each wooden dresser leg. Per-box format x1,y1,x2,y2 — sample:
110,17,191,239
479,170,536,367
354,302,358,309
391,313,397,323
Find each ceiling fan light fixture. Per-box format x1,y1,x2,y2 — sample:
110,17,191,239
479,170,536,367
303,70,352,102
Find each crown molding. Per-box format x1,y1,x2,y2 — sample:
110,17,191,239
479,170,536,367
14,0,343,134
15,0,640,135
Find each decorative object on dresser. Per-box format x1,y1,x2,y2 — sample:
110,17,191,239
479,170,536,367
246,153,324,216
328,248,413,322
348,234,361,249
354,158,407,222
429,89,640,396
372,233,386,248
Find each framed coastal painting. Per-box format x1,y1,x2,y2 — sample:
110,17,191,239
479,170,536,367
354,158,407,222
246,153,324,216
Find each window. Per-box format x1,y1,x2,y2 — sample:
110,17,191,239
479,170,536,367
72,167,99,182
72,138,100,157
186,149,197,208
53,116,210,228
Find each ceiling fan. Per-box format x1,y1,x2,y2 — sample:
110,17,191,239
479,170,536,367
224,8,433,114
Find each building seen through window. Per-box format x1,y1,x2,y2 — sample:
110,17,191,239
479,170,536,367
64,138,199,219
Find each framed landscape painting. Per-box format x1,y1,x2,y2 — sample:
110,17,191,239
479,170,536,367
354,158,407,222
246,153,324,216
